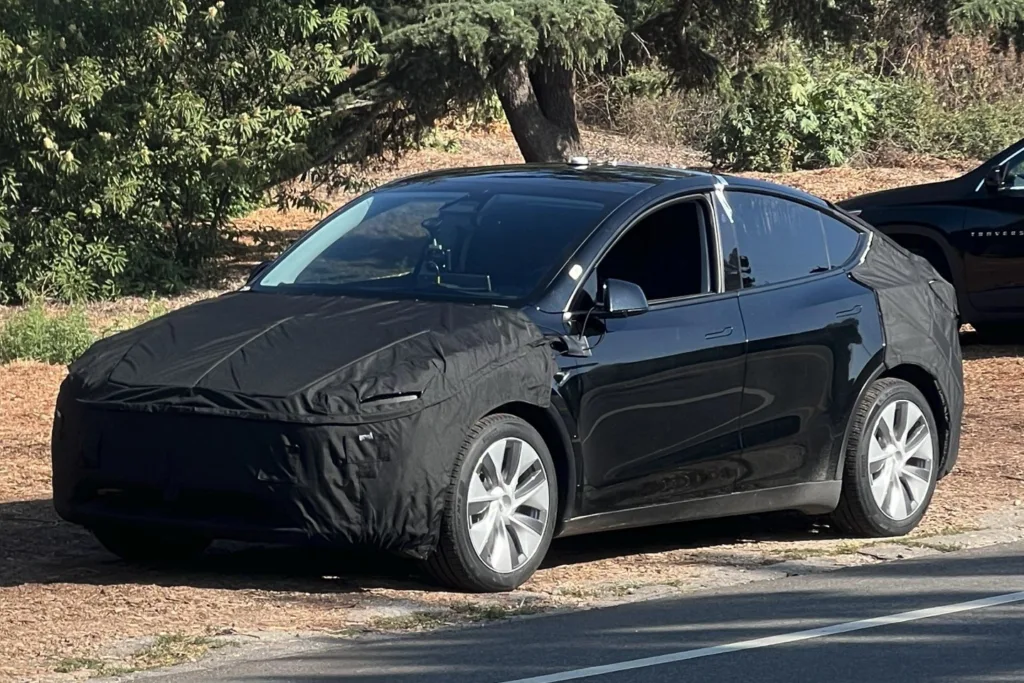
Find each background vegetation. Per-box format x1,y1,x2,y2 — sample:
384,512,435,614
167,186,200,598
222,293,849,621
1,0,1022,306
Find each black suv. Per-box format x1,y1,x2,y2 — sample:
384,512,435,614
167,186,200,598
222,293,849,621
840,138,1024,337
54,163,964,592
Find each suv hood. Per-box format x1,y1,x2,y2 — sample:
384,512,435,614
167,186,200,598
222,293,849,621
839,177,963,211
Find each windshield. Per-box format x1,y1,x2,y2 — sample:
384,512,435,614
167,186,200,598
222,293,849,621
254,188,619,303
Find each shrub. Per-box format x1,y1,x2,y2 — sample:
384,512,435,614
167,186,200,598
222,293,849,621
868,35,1024,162
710,51,879,172
0,302,94,365
578,66,723,149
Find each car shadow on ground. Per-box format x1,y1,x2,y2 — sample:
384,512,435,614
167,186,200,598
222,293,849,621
0,497,837,594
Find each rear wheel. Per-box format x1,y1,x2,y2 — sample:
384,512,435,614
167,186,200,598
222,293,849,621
831,378,939,537
425,414,557,592
92,525,211,565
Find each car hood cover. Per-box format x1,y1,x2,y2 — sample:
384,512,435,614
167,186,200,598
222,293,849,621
65,292,556,422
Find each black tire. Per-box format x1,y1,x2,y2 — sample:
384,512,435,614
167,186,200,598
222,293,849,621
831,378,940,537
92,525,211,566
425,414,558,593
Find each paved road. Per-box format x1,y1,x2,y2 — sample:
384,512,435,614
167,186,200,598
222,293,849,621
151,542,1024,683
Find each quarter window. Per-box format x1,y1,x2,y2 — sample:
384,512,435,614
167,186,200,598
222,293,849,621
822,214,862,267
721,192,859,289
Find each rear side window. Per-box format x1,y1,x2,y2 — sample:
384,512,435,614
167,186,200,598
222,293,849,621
720,191,859,289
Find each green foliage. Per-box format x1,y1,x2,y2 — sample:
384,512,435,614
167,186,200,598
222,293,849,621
710,51,879,171
384,0,624,104
927,94,1024,158
2,0,1022,303
0,302,94,365
0,0,414,304
953,0,1024,49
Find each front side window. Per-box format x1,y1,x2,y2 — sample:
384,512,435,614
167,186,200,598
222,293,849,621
255,189,619,303
576,199,712,307
722,192,860,289
1008,156,1024,190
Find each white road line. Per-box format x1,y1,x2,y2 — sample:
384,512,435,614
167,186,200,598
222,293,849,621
499,591,1024,683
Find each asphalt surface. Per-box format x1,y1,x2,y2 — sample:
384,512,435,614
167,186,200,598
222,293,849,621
150,541,1024,683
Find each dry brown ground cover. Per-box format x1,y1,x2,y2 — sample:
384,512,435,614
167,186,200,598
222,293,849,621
1,129,1018,682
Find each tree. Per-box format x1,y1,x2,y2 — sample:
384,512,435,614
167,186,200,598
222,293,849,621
383,1,623,162
0,0,418,301
381,0,1024,163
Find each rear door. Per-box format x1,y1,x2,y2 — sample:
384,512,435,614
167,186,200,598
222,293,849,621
714,189,882,492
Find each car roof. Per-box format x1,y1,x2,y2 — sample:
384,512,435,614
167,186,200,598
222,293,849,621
377,162,830,209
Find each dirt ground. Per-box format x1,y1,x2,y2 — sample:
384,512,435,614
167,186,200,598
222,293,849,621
1,129,1020,682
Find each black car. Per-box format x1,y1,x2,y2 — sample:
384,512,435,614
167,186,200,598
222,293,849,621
52,163,964,592
840,138,1024,337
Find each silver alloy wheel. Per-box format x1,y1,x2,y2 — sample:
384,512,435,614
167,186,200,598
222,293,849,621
466,437,550,574
868,398,935,521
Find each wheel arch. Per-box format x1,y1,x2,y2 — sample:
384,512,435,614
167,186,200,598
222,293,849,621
878,224,973,322
485,401,578,536
884,230,954,281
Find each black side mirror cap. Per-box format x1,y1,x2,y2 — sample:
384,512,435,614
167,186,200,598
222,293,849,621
247,260,272,284
985,164,1009,191
598,278,649,318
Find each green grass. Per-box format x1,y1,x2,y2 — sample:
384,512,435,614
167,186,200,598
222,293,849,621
767,541,871,561
0,301,94,365
448,600,549,621
53,657,135,677
902,540,964,553
909,524,982,539
0,296,171,365
53,634,221,678
340,601,552,637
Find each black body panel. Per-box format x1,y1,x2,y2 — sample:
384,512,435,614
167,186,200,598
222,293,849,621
566,294,747,515
735,272,883,491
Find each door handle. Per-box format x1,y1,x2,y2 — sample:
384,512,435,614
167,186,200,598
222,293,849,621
835,304,862,319
704,326,734,340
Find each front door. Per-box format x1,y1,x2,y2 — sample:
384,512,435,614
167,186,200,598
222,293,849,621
960,154,1024,312
561,197,748,516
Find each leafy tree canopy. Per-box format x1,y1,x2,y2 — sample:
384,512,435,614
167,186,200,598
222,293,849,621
1,0,1021,302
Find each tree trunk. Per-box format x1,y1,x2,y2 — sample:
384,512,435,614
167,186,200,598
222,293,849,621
494,61,583,163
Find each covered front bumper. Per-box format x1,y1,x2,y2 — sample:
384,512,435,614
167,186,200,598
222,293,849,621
51,391,464,560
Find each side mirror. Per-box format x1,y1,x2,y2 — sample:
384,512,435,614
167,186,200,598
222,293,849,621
598,278,649,318
985,164,1009,192
247,260,271,284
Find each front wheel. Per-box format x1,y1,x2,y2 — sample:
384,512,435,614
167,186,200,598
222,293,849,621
425,414,557,592
831,378,940,537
